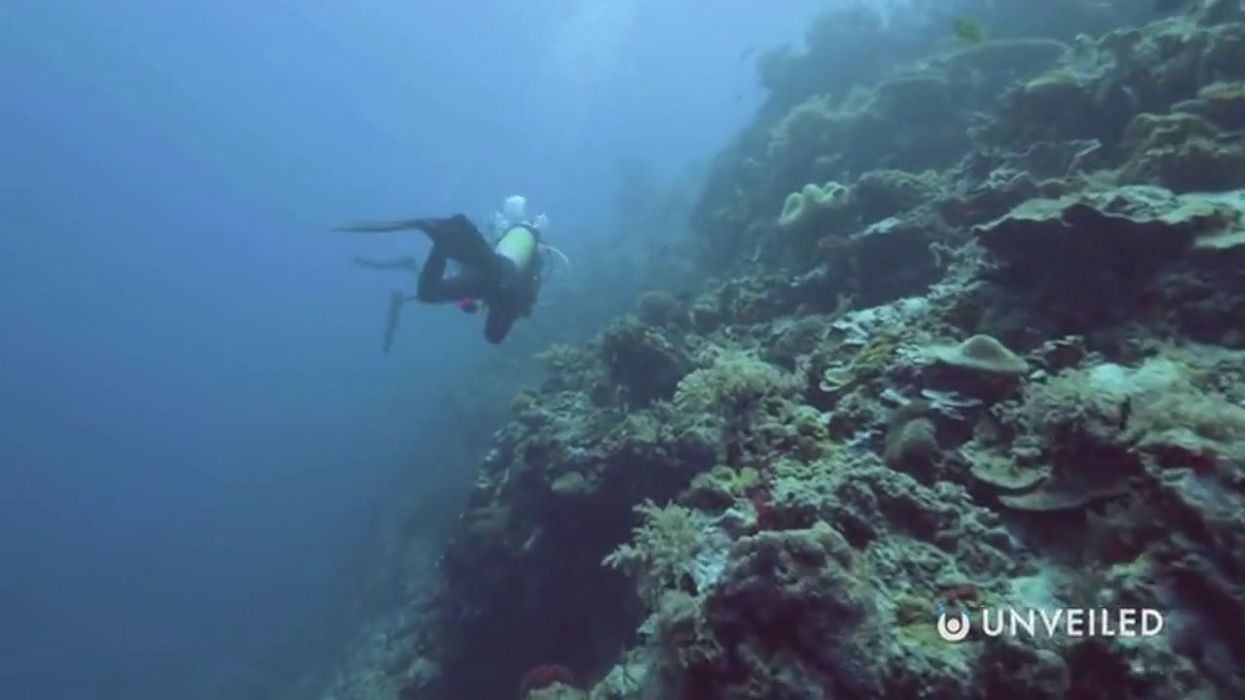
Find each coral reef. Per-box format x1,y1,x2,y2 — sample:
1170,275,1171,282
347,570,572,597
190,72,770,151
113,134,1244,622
334,4,1245,700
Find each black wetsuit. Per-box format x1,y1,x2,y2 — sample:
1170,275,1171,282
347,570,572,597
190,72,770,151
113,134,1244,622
411,215,542,344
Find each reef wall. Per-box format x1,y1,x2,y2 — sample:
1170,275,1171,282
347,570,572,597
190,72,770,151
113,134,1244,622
332,2,1245,698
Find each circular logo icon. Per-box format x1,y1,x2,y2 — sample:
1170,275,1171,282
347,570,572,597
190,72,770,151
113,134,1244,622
936,608,971,642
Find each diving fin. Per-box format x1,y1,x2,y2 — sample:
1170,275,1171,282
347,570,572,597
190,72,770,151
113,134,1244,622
353,256,421,274
382,290,405,354
333,219,427,233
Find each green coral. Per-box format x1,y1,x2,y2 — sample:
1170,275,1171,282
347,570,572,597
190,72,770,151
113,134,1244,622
999,355,1245,512
819,335,900,393
649,590,720,684
673,349,799,416
753,403,833,461
1021,356,1245,449
682,465,762,511
603,500,707,607
728,466,761,495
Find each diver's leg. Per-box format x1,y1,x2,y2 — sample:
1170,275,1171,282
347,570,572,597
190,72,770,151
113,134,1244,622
416,248,491,302
339,215,498,274
483,306,519,344
416,248,454,302
411,215,497,269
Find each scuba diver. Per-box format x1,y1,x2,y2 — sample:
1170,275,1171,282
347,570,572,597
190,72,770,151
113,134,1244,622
337,196,566,348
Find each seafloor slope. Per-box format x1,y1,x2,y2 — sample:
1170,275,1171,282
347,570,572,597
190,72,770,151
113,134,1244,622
331,2,1245,699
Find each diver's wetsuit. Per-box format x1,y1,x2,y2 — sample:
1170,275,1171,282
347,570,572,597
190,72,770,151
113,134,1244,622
410,214,542,344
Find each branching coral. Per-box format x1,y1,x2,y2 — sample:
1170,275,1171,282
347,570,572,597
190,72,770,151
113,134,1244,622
603,500,708,607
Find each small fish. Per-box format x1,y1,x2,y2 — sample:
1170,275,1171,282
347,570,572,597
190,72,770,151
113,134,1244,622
952,16,986,44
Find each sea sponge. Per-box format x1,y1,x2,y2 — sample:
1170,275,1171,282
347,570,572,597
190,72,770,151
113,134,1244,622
599,315,689,405
883,402,940,479
777,180,852,231
777,189,810,228
698,523,883,696
550,471,590,498
928,334,1029,375
635,289,682,326
682,466,761,511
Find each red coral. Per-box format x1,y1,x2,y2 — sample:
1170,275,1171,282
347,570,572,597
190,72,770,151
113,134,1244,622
749,484,775,529
938,583,981,608
518,664,575,697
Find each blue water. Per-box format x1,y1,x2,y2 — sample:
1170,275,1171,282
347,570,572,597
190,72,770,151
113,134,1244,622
0,1,829,697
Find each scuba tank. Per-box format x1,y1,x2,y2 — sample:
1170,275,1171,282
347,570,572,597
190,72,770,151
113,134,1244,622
494,223,539,271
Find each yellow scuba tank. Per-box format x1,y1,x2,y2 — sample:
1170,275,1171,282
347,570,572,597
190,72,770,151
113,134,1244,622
494,224,538,271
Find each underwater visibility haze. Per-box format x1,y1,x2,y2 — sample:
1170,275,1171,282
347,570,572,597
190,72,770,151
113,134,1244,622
7,0,1245,698
0,0,829,698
